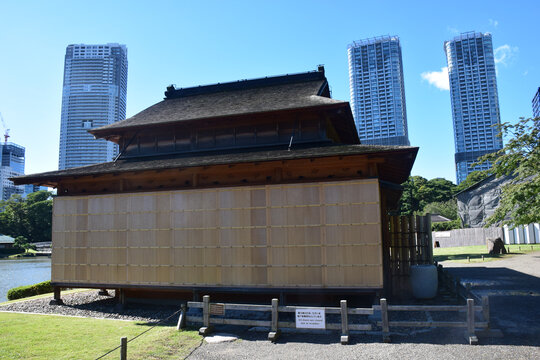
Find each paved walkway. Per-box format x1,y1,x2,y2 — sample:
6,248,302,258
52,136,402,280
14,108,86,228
442,251,540,343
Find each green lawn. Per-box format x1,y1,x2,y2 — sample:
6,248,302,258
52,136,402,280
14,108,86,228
0,312,201,360
434,243,540,263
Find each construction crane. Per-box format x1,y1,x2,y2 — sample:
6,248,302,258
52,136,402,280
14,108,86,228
0,112,10,143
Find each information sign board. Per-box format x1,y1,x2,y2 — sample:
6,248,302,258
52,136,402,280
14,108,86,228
295,308,325,329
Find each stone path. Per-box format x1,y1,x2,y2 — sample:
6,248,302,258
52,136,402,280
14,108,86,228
441,251,540,343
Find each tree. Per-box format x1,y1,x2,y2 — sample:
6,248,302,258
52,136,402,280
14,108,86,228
25,191,53,243
0,190,53,242
477,117,540,227
423,199,458,220
397,176,427,215
13,236,31,250
417,178,456,207
397,176,456,216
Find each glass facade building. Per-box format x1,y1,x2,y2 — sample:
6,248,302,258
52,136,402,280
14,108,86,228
0,142,25,200
347,36,410,146
444,32,503,184
533,87,540,118
59,44,128,170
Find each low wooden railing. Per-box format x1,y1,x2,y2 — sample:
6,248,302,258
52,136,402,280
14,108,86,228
376,297,489,345
179,295,491,345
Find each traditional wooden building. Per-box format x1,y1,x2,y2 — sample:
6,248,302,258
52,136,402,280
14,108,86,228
14,67,418,303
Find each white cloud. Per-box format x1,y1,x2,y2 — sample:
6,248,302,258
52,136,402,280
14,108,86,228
421,67,449,91
447,26,460,35
494,44,518,66
489,19,499,27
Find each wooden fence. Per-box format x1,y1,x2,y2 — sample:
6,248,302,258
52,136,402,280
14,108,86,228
384,215,433,298
182,295,489,345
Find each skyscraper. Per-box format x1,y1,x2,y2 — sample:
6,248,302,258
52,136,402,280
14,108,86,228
0,141,25,200
59,44,128,170
444,32,503,184
533,87,540,118
347,36,410,146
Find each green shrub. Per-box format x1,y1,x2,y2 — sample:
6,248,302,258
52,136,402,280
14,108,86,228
7,281,54,300
0,249,21,257
432,218,461,231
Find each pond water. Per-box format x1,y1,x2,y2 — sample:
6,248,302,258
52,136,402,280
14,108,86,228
0,257,51,302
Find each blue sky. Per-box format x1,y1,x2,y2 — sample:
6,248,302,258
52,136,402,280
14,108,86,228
0,0,538,183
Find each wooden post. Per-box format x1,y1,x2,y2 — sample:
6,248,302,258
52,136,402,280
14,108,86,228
268,298,281,342
199,295,213,336
340,300,349,345
426,214,433,264
120,337,127,360
466,298,478,345
381,298,390,343
49,287,63,305
117,289,126,307
482,296,490,329
177,304,187,330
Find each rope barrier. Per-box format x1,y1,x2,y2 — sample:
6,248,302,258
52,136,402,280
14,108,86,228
94,308,182,360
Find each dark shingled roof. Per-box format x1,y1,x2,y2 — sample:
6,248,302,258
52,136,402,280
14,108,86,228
13,144,418,186
90,69,345,137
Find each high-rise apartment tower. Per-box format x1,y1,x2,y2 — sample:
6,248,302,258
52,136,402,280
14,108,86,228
444,32,503,184
59,43,128,169
347,36,410,146
0,142,25,200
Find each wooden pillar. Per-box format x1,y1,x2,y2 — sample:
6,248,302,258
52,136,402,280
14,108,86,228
49,287,63,305
340,300,349,345
426,215,433,264
115,289,126,309
268,298,280,342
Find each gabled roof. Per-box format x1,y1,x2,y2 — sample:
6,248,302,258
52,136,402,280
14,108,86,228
430,214,452,223
0,234,15,244
13,144,418,187
90,68,348,138
454,174,496,196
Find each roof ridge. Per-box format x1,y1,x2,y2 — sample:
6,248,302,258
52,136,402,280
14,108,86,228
164,67,326,99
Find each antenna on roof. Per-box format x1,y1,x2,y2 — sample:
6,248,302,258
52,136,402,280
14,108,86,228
288,135,294,151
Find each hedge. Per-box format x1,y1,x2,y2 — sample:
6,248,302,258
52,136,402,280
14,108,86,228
7,281,54,301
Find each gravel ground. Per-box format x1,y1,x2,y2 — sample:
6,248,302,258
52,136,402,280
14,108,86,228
189,331,540,360
0,290,180,323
